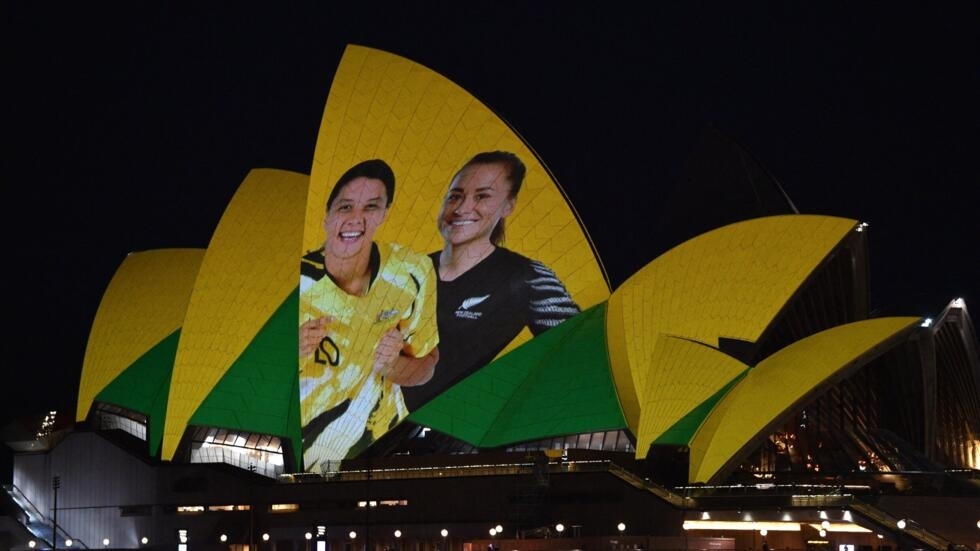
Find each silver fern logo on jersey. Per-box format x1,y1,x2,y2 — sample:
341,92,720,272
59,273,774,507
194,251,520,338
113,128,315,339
455,295,490,320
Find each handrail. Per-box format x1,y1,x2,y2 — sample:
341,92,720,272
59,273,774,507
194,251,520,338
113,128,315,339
3,483,88,549
849,501,951,551
3,483,46,522
605,462,689,508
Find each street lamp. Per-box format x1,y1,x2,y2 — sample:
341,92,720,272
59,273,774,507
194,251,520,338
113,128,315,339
555,524,565,537
102,538,110,547
617,522,626,534
52,476,61,551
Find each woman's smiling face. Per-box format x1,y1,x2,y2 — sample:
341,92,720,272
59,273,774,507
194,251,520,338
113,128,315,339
438,163,515,248
323,177,389,260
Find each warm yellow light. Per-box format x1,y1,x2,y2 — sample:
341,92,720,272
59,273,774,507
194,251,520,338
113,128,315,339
808,523,871,533
176,505,205,513
682,521,801,532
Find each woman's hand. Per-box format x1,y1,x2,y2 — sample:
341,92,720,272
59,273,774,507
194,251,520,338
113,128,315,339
374,329,439,387
299,316,334,358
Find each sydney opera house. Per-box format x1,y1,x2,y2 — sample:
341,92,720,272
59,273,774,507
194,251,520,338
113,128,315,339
2,46,978,551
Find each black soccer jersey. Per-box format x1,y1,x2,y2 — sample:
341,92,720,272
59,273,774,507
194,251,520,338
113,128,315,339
402,247,579,410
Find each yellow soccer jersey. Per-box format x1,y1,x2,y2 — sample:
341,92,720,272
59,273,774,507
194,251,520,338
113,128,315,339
299,241,438,473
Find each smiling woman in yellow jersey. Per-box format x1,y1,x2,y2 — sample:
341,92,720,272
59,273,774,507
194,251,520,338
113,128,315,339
299,159,439,474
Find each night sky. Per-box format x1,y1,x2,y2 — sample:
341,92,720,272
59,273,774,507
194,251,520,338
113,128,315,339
5,4,978,426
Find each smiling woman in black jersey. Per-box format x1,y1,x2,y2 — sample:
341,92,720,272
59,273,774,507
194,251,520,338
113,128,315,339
402,151,580,410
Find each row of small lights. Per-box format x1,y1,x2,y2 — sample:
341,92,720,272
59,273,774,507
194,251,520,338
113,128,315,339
696,508,860,523
219,525,500,544
222,523,631,542
39,520,851,549
25,527,484,549
35,517,975,548
694,510,980,538
27,536,151,548
64,522,627,547
24,526,507,548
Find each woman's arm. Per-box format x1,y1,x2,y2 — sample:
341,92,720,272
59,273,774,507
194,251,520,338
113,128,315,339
373,326,439,386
